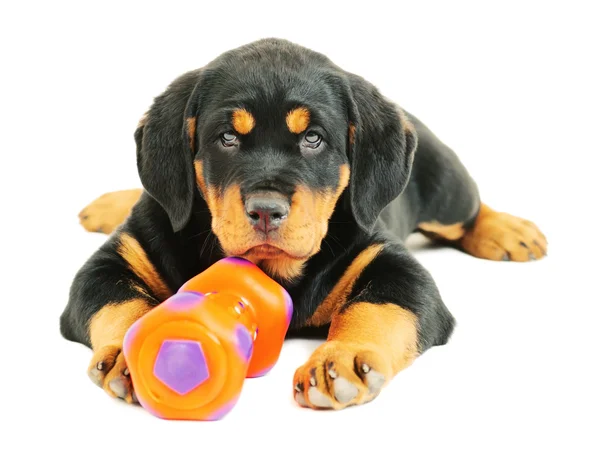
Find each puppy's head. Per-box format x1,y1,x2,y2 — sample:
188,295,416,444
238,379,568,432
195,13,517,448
136,39,417,281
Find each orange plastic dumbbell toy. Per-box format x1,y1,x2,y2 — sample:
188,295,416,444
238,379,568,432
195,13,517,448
122,256,293,421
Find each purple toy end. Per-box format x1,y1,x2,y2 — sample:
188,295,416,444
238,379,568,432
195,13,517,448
153,340,209,395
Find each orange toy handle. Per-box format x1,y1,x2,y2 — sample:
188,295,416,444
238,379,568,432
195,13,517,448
180,257,293,377
122,257,293,421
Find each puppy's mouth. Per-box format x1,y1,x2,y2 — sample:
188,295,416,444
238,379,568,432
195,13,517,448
238,244,309,261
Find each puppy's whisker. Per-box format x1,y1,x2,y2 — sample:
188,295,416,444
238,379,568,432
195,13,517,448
187,228,213,240
322,239,335,257
326,234,345,251
207,236,219,261
199,233,215,259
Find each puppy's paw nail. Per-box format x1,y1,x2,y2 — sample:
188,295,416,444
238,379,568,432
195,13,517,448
88,368,102,386
365,370,386,395
309,376,317,387
333,377,358,404
533,240,547,255
308,387,333,408
123,368,130,376
361,363,371,374
328,368,338,379
295,392,308,407
97,361,104,371
109,378,127,399
294,383,303,393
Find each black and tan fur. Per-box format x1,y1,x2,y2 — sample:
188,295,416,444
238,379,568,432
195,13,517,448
61,38,547,409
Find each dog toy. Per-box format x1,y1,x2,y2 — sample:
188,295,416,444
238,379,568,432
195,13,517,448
122,256,293,421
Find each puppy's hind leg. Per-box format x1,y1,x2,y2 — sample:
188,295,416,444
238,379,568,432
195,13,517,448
408,112,548,261
78,188,143,234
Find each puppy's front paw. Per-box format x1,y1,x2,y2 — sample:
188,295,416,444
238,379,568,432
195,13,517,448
293,341,391,410
88,345,137,404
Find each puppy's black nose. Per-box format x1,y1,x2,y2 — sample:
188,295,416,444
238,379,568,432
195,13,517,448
245,195,289,232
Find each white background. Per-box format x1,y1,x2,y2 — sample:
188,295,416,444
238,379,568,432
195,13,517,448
1,1,599,448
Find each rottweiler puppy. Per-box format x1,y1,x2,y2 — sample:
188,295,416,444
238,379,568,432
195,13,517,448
61,38,547,409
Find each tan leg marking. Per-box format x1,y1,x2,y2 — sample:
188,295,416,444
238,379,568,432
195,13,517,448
418,203,548,262
306,243,384,327
117,233,172,300
294,302,418,410
87,299,152,403
78,189,143,234
460,204,548,261
418,221,466,241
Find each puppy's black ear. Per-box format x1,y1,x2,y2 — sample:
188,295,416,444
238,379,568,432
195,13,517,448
135,70,203,232
344,73,418,232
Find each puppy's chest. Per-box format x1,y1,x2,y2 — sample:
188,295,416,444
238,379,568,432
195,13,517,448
284,267,354,330
286,281,329,330
282,239,381,330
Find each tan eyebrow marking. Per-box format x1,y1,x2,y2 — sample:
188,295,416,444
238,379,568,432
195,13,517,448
232,108,256,135
286,107,310,134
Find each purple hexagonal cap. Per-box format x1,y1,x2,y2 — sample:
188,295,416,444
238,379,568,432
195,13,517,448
153,339,209,395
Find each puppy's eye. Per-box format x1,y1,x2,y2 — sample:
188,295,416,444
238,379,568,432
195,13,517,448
302,131,322,149
221,132,238,147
